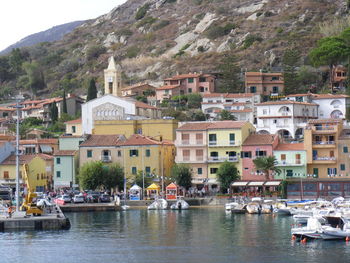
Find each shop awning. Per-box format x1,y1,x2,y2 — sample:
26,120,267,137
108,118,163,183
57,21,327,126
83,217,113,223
264,181,281,186
232,181,249,186
166,183,178,189
147,183,160,190
40,144,52,153
207,179,218,184
248,181,265,186
130,184,142,190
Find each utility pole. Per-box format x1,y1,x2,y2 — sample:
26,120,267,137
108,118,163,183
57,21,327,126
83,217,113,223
15,94,24,212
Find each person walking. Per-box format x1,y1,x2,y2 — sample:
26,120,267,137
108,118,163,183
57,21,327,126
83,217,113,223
7,204,13,218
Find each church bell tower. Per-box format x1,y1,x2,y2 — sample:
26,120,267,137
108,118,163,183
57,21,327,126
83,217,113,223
104,56,122,96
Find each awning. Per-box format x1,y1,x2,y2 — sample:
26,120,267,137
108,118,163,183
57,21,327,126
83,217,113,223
40,145,53,153
248,181,265,186
232,181,249,186
147,183,160,190
207,179,218,184
264,181,281,186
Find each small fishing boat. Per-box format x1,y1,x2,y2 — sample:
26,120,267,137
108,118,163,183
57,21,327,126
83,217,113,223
170,199,189,210
148,198,168,210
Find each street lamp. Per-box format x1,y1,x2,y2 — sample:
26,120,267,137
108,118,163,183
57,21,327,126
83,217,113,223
14,94,24,212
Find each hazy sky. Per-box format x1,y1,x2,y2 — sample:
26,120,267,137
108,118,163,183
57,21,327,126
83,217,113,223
0,0,127,51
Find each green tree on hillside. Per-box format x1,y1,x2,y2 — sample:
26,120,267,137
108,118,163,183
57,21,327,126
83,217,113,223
282,48,301,94
220,110,236,120
86,78,97,101
216,46,242,93
50,102,58,123
22,61,46,95
309,36,350,90
62,89,68,114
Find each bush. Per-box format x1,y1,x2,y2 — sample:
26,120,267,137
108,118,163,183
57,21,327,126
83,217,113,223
197,46,205,52
205,22,235,39
136,16,157,28
86,45,106,60
135,3,150,20
242,35,263,49
116,28,133,36
126,46,141,58
152,20,170,31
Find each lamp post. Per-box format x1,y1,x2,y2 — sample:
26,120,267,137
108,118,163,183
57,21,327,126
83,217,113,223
14,94,24,212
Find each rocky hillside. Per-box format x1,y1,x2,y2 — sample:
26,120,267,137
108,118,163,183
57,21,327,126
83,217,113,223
0,21,85,55
0,0,349,97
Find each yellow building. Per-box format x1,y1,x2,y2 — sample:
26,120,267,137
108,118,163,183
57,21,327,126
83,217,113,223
304,119,342,179
0,154,53,192
65,118,82,136
93,119,178,141
207,121,255,179
120,134,175,185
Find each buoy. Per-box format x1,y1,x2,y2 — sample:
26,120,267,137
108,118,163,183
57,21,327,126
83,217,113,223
292,235,296,240
346,236,350,242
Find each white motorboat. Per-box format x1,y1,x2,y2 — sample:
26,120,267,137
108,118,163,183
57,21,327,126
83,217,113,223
148,198,168,210
291,217,324,239
246,199,274,214
170,199,189,210
321,216,350,240
225,202,239,211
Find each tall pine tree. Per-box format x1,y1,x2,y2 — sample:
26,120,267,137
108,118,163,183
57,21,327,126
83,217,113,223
216,45,242,93
62,89,68,114
86,78,97,101
50,102,58,122
282,48,301,95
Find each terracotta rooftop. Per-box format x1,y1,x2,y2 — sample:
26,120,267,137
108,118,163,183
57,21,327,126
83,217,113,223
311,93,350,99
203,93,255,98
64,118,82,124
257,101,318,106
134,101,158,110
120,134,164,146
245,72,282,76
54,150,77,156
177,121,248,131
164,73,214,81
275,143,304,151
1,153,53,165
0,107,15,111
286,93,311,97
243,134,276,146
19,139,58,145
79,135,124,147
308,119,343,124
156,85,180,91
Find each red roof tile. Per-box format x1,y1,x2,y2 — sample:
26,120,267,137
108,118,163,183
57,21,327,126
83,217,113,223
64,118,82,124
156,85,180,91
275,143,304,151
177,121,248,131
1,153,53,165
120,134,164,146
203,93,255,98
243,134,277,146
54,150,77,156
134,101,158,110
79,135,124,147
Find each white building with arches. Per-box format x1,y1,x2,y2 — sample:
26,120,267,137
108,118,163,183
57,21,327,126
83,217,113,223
81,57,161,134
256,101,319,138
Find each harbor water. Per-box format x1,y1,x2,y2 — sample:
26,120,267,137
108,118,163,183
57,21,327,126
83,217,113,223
1,208,350,263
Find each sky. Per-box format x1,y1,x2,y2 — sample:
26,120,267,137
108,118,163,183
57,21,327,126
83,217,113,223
0,0,127,51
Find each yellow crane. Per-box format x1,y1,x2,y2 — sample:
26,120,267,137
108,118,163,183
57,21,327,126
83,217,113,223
20,164,43,216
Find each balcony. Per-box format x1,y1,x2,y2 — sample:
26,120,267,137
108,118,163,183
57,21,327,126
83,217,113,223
276,160,304,166
175,140,206,147
209,141,217,146
175,156,206,164
208,141,241,147
312,141,336,148
101,155,112,162
208,156,239,163
229,140,235,146
311,126,337,134
312,156,336,164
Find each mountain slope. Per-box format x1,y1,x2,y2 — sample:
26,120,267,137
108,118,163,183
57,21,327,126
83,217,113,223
1,0,349,97
0,20,86,55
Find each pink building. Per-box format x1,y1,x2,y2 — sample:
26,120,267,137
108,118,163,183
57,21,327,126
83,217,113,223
156,73,215,102
241,134,279,181
175,122,211,186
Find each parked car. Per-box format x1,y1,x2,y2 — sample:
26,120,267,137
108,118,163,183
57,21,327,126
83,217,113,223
73,195,85,204
61,194,72,203
99,194,111,203
87,193,100,203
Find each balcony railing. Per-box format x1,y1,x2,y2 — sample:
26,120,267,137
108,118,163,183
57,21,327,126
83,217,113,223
312,141,335,145
276,159,303,166
181,140,189,145
229,140,235,145
209,141,217,146
313,157,336,161
101,155,112,162
208,156,239,162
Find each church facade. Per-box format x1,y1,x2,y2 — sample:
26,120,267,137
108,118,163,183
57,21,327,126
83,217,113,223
82,57,162,135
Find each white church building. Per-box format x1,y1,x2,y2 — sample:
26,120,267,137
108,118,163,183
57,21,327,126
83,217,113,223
82,57,161,134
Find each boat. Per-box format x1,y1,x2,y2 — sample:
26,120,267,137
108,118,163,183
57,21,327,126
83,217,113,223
246,199,274,214
148,198,168,210
170,199,189,210
321,216,350,240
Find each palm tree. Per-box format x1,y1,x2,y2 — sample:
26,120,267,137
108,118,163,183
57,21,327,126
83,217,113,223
253,156,281,180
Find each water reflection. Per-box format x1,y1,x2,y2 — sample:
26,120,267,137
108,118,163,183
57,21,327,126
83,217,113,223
1,209,350,263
